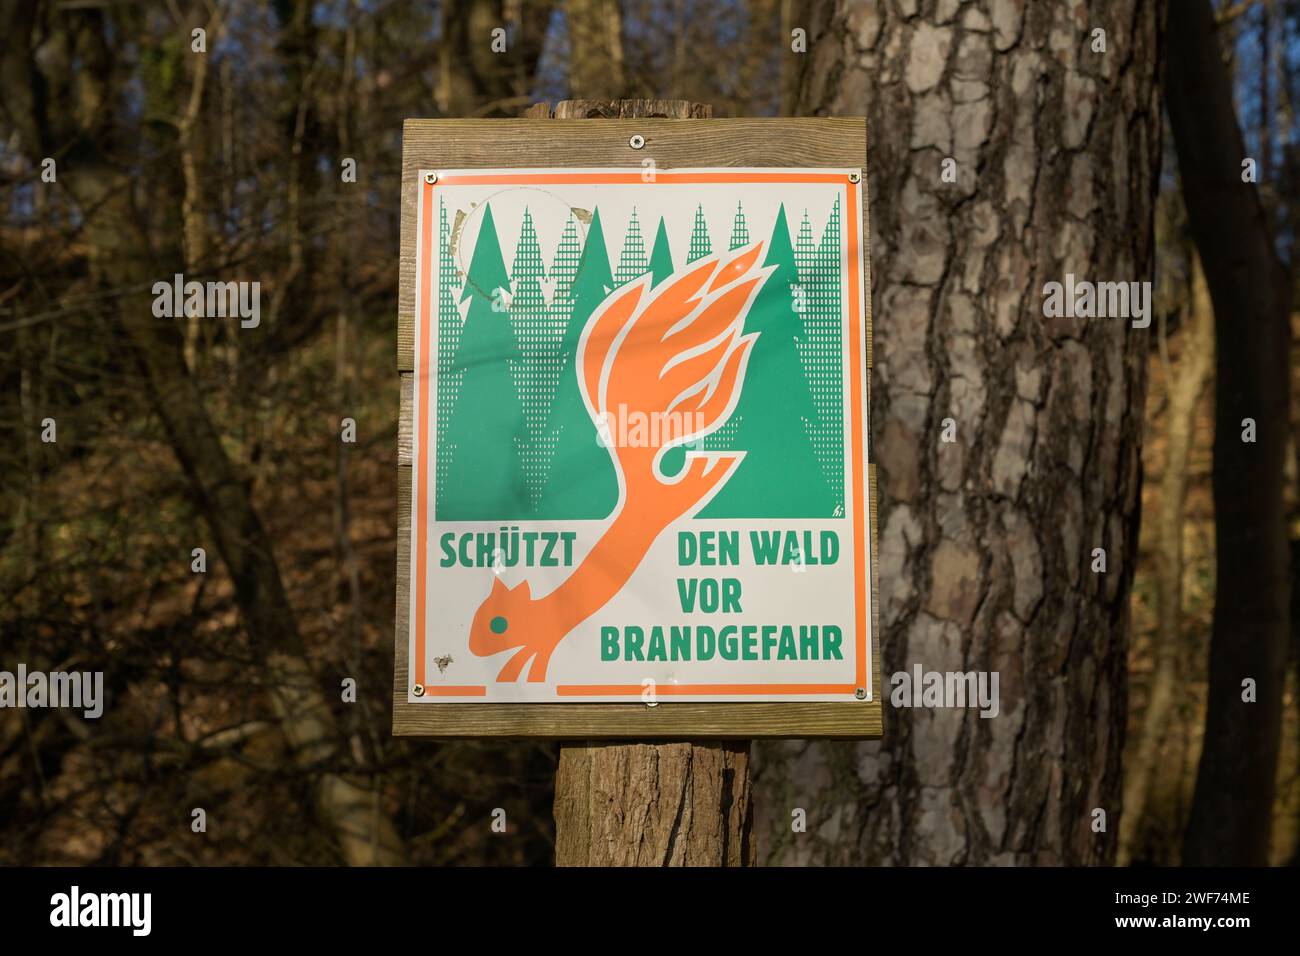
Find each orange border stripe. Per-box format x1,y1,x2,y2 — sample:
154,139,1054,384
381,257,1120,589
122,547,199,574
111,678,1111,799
418,685,488,697
557,684,856,696
436,171,847,187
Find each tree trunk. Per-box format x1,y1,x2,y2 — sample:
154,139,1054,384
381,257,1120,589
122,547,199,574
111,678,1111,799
537,98,755,867
1166,0,1291,866
555,742,754,865
565,0,627,99
439,0,557,117
177,3,220,373
1118,252,1213,865
756,0,1161,865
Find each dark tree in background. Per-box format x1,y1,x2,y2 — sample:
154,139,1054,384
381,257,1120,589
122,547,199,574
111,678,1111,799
1166,0,1291,866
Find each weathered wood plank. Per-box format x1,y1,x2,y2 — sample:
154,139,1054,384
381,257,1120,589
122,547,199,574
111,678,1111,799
395,464,410,717
398,371,412,467
392,700,883,739
550,98,714,119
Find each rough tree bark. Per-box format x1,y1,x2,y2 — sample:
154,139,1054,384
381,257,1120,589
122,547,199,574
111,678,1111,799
554,741,754,865
1166,0,1291,866
539,98,755,867
755,0,1161,865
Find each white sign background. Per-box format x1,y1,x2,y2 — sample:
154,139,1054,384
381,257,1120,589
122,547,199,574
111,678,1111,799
409,168,872,704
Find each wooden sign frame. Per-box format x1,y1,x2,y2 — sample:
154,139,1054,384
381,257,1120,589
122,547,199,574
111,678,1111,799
394,117,880,738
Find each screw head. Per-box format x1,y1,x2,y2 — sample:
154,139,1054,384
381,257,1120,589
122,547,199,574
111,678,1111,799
424,171,438,185
412,684,425,697
855,687,867,700
629,134,646,150
848,170,861,184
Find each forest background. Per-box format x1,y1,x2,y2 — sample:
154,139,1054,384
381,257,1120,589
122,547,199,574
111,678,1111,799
1,0,1297,866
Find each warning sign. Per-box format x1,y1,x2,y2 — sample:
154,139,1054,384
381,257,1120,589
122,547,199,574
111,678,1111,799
407,167,872,704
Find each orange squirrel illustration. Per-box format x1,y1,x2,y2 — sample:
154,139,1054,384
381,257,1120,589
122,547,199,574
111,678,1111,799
468,242,773,682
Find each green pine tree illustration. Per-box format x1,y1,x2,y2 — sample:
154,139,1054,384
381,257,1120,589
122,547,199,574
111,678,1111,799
728,201,750,250
614,208,649,286
508,207,559,510
525,212,583,510
687,203,712,263
440,203,530,519
700,204,835,518
535,207,618,518
550,213,583,309
435,198,465,512
794,208,816,285
698,202,754,452
801,196,843,508
648,216,674,287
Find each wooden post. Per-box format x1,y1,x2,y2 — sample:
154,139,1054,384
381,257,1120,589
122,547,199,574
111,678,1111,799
554,740,754,866
530,98,756,867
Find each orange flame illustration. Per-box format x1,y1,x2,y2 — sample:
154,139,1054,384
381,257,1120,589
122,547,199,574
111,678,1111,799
468,243,772,681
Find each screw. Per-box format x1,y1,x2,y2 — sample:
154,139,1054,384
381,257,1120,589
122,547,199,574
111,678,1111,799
629,134,646,150
424,171,438,185
855,687,867,699
848,170,861,184
412,684,425,697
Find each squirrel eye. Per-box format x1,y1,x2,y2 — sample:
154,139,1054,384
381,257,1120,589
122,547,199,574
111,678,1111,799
490,616,508,634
